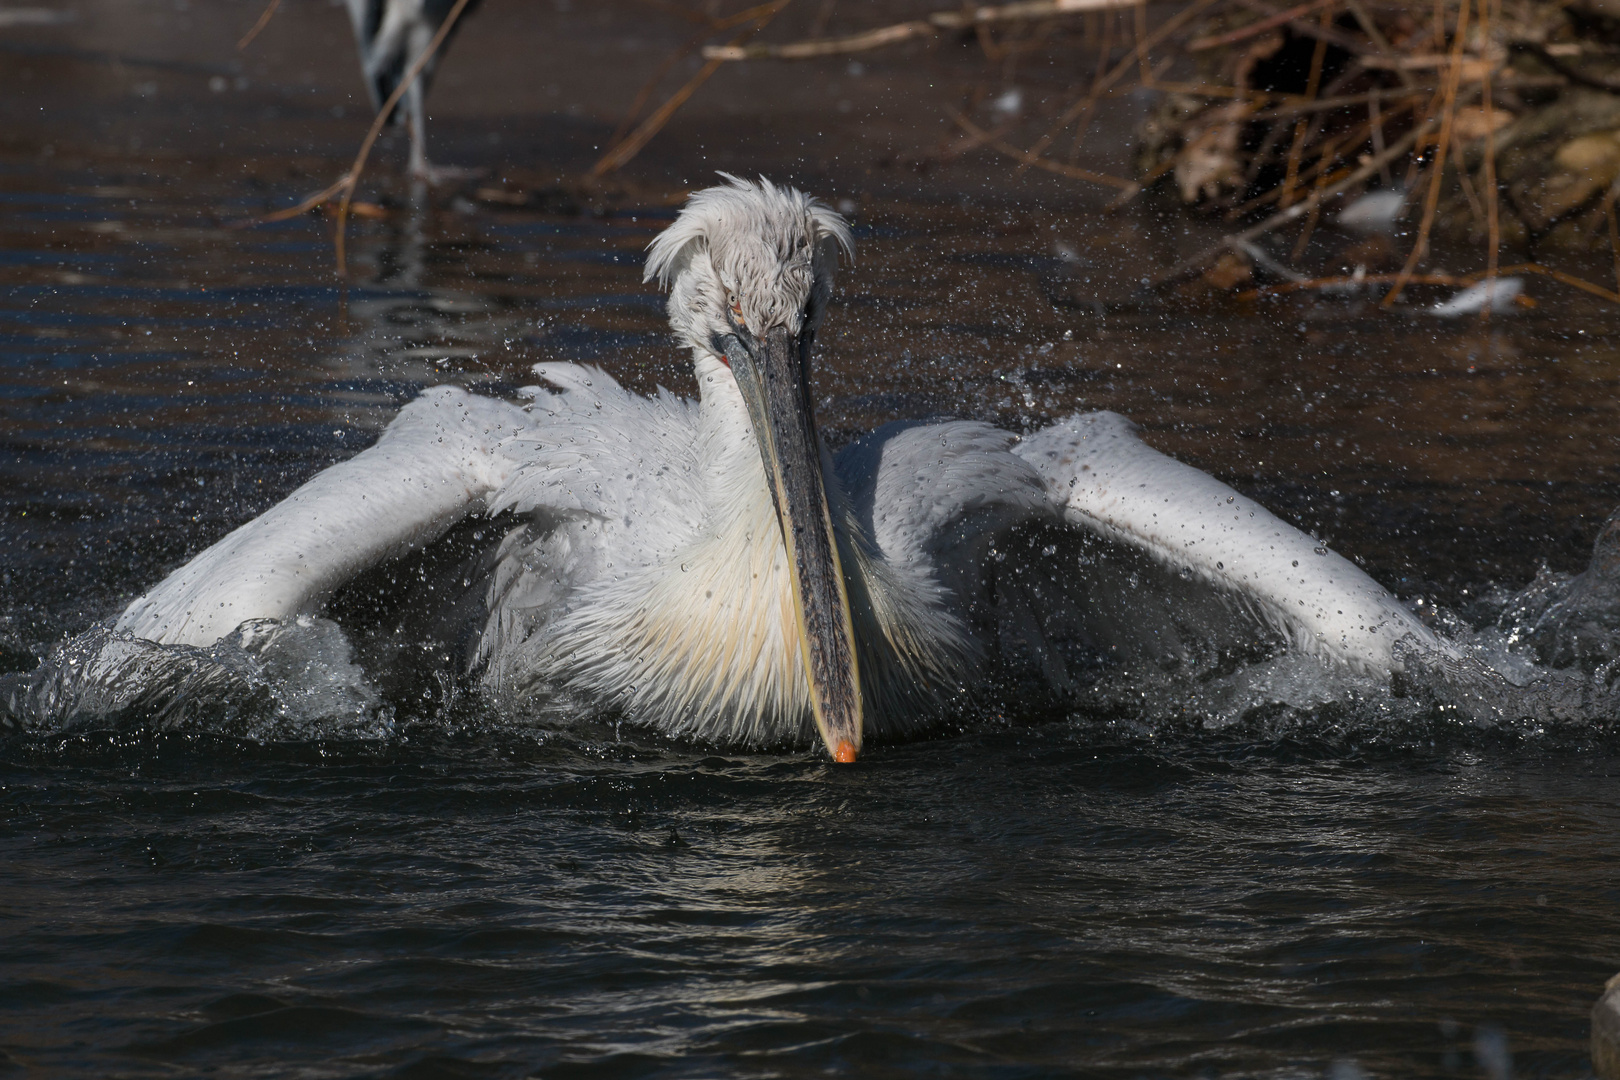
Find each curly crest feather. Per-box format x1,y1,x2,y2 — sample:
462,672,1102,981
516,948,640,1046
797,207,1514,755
644,174,853,357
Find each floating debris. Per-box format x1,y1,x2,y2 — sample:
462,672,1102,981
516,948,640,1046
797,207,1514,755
1337,190,1407,235
1432,276,1524,315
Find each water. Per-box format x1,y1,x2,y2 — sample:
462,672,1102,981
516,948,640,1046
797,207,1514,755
7,7,1620,1073
4,726,1617,1078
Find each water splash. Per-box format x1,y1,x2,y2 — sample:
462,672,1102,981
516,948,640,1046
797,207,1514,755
2,615,390,741
1056,514,1620,746
9,551,1620,749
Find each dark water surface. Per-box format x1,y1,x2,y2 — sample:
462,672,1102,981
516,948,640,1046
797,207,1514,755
7,3,1620,1073
5,728,1619,1078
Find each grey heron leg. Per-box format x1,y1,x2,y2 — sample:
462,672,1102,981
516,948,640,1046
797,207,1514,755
405,80,431,179
405,78,483,185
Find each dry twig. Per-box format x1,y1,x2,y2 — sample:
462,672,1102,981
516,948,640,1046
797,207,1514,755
1381,0,1472,306
949,110,1140,190
705,20,929,60
593,1,791,177
1478,0,1500,311
1186,0,1338,50
1280,7,1332,208
1237,270,1470,298
608,2,788,147
236,0,282,50
932,0,1156,25
1023,0,1223,166
1603,183,1620,300
1151,116,1437,288
1225,100,1414,217
701,0,1160,59
1241,263,1618,303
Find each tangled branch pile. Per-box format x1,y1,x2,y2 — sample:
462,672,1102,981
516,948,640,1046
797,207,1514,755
701,0,1620,300
1138,0,1620,257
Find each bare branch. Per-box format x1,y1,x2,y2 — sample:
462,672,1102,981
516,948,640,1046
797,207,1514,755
704,20,929,60
949,110,1140,191
703,0,1161,61
236,0,282,50
1149,116,1438,289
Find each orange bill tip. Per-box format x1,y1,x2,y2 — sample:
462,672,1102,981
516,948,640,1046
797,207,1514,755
833,740,858,764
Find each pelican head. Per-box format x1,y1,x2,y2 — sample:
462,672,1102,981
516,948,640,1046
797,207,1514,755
645,174,853,360
644,175,862,762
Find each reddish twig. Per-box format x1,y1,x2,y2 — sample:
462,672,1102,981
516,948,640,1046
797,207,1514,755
1021,0,1221,170
1186,0,1340,50
1238,262,1620,305
1605,184,1620,301
1151,117,1434,288
1481,0,1501,308
1382,0,1472,307
949,110,1140,190
236,0,282,50
1280,6,1333,208
593,1,791,177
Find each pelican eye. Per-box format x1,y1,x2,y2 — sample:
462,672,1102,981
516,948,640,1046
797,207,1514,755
728,293,744,322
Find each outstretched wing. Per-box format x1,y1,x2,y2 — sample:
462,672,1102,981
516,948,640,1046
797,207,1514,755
116,386,528,648
489,363,704,541
835,417,1054,613
1014,411,1447,676
473,363,706,683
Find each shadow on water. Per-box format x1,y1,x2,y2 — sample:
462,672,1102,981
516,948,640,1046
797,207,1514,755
5,45,1620,1076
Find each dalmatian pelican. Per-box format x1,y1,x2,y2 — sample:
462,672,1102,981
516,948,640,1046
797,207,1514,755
114,176,1443,761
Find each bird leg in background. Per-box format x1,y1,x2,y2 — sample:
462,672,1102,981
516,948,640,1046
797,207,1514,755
239,0,476,269
405,77,484,184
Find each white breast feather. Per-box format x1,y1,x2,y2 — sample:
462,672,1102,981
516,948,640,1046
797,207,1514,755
473,364,999,746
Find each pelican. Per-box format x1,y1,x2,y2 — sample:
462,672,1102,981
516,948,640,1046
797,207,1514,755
345,0,481,182
115,176,1444,761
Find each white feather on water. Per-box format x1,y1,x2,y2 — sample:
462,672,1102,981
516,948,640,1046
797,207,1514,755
1432,277,1523,317
1336,189,1406,234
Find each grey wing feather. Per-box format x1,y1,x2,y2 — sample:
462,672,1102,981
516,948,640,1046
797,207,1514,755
116,386,528,649
475,364,705,680
836,419,1053,565
838,412,1449,697
1015,411,1450,675
834,419,1056,694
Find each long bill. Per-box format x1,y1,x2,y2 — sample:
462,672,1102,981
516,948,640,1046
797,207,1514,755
724,325,863,763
